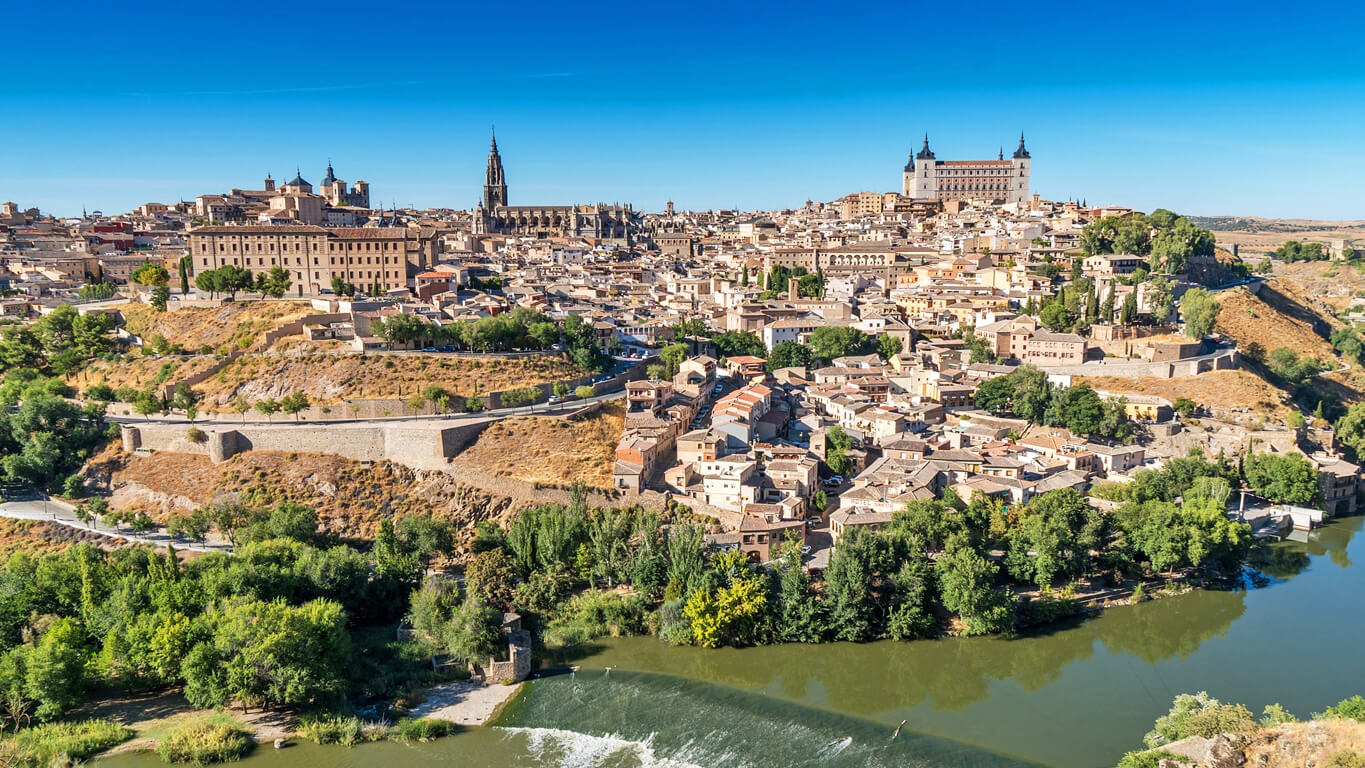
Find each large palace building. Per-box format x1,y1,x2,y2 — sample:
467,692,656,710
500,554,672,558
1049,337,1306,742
902,134,1031,204
472,133,636,242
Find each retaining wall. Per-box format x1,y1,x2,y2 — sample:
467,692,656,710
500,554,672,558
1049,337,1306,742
121,419,495,471
1041,348,1239,379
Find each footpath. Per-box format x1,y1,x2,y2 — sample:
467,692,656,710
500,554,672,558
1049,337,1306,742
0,495,233,553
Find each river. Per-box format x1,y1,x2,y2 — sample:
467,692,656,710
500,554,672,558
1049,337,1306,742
101,516,1363,768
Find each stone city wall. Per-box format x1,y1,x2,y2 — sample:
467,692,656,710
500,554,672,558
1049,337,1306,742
121,419,495,471
1040,347,1239,379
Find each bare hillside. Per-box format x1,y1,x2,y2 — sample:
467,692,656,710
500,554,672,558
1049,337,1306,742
451,404,624,489
118,301,316,352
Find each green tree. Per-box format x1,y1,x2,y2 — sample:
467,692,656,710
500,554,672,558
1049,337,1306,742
823,425,854,476
1145,276,1174,323
178,255,192,295
711,331,767,359
772,537,824,643
1243,452,1321,506
280,392,310,421
149,285,170,312
259,266,292,298
131,262,170,287
1120,291,1138,325
822,527,889,641
1040,301,1074,332
808,326,873,363
659,343,689,379
766,341,815,371
938,539,1015,636
255,398,281,421
876,334,904,360
974,375,1015,415
1179,287,1220,339
22,618,87,720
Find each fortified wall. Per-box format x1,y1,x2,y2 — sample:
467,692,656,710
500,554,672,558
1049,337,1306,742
120,419,494,471
1039,347,1239,379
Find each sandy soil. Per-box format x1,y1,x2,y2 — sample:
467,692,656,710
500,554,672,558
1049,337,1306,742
407,681,523,727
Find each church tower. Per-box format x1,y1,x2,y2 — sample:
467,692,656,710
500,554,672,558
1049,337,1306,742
482,130,508,210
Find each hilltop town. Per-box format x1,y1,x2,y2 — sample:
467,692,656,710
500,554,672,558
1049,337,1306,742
3,134,1365,762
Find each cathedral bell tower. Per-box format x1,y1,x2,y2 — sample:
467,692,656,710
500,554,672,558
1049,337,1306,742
482,130,508,210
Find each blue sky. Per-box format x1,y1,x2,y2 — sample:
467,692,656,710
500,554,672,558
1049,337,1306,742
2,0,1363,219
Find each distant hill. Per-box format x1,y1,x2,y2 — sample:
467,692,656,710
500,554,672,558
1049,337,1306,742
1189,215,1365,233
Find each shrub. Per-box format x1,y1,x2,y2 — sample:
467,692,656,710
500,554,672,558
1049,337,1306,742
86,383,116,402
575,385,595,399
187,427,207,444
1328,750,1365,768
1319,695,1365,721
1117,749,1185,768
499,387,541,407
297,716,375,747
155,714,252,764
1259,703,1298,726
394,717,454,741
542,590,648,649
0,719,132,767
1144,692,1256,748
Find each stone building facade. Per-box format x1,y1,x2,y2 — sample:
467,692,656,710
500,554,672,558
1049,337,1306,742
902,134,1031,204
188,224,415,295
471,133,636,241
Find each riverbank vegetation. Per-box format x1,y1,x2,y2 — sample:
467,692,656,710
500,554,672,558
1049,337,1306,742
1118,692,1365,768
0,502,472,759
409,456,1257,655
0,717,132,767
154,713,252,764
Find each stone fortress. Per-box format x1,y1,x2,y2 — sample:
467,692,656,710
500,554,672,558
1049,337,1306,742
903,133,1031,204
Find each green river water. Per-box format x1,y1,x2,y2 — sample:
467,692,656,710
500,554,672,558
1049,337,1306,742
100,516,1364,768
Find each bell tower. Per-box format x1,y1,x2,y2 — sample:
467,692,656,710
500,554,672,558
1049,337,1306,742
482,129,508,210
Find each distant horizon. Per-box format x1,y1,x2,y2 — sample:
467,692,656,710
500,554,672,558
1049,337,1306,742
3,1,1363,220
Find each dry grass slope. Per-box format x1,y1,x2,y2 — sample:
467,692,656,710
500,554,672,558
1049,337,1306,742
88,447,526,548
67,355,219,394
451,404,624,489
1078,369,1293,420
119,301,316,352
194,352,585,408
1214,282,1339,363
0,518,123,557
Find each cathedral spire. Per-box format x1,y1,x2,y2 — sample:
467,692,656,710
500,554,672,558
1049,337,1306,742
483,129,508,209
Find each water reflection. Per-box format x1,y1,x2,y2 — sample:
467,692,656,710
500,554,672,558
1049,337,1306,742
567,585,1247,716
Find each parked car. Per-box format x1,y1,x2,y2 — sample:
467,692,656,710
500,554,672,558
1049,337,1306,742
823,475,844,488
436,345,454,353
421,347,437,353
548,396,562,404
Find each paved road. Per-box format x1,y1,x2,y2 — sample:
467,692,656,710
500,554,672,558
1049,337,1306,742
0,496,232,553
108,390,626,427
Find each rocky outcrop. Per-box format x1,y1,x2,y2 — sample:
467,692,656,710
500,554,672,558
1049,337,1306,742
1159,734,1245,768
1128,720,1365,768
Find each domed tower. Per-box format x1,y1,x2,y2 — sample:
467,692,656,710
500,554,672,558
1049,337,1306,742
1010,132,1031,204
